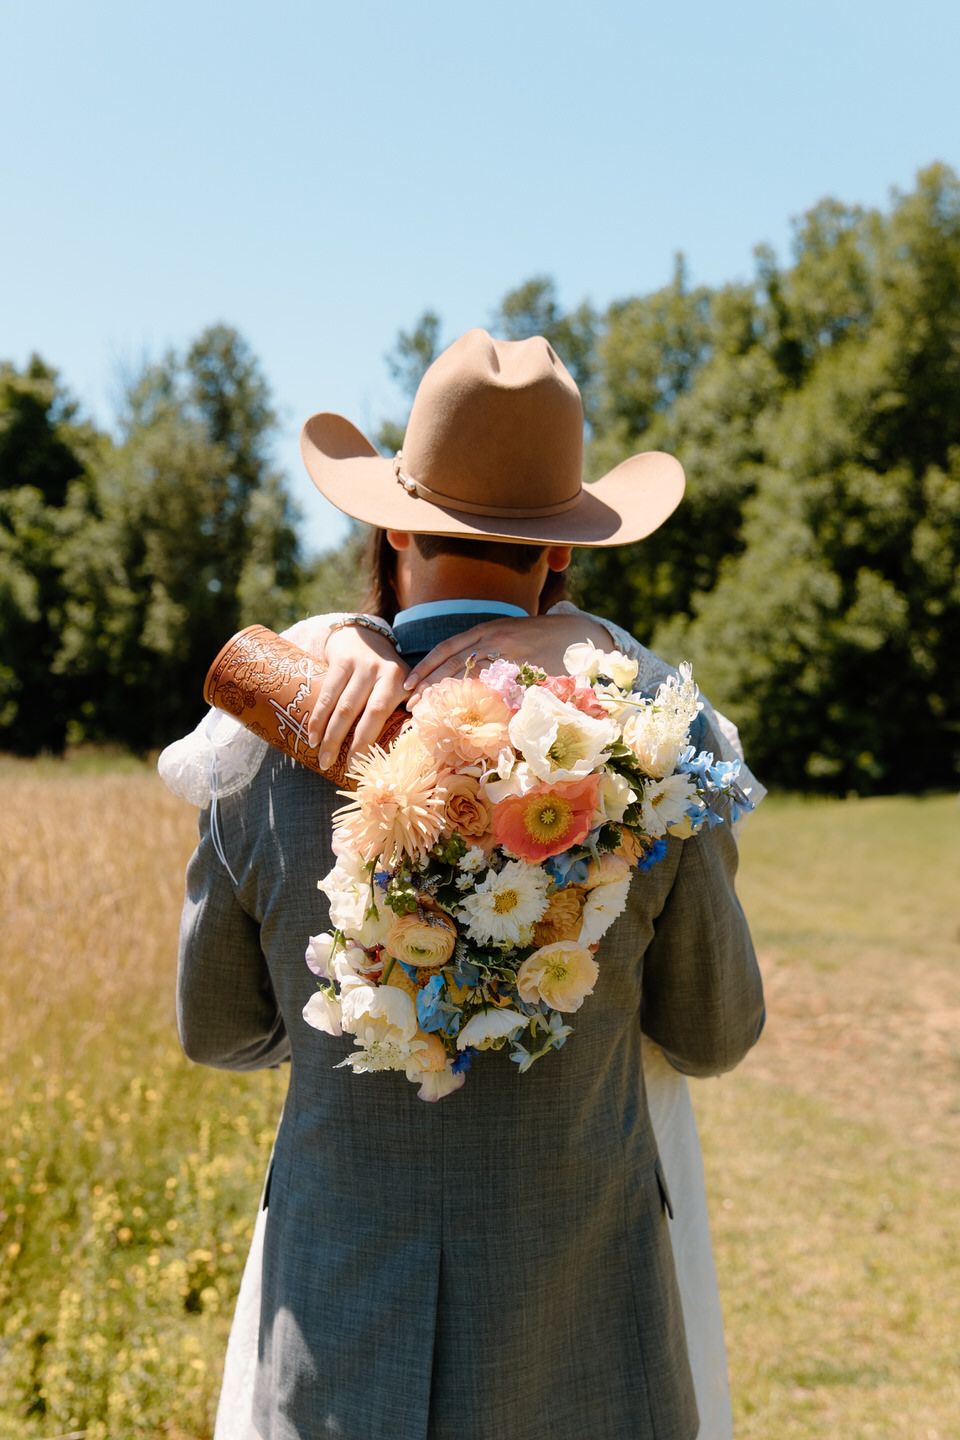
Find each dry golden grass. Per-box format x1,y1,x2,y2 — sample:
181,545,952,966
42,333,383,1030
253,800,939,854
0,757,287,1439
1,756,198,1080
1,765,958,1437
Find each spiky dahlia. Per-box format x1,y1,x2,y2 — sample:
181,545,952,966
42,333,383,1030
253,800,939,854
333,728,444,865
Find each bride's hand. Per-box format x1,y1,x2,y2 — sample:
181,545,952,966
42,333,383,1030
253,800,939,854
307,626,410,767
403,613,615,701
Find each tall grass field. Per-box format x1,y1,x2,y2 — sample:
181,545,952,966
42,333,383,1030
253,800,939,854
1,757,958,1438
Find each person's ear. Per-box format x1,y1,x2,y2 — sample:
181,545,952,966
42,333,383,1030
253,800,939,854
386,530,412,552
546,544,573,572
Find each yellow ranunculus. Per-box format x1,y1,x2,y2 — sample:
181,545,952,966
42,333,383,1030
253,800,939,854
384,910,457,969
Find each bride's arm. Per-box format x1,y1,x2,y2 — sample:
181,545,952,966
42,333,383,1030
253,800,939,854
305,623,411,767
306,605,619,765
305,606,765,814
401,607,614,695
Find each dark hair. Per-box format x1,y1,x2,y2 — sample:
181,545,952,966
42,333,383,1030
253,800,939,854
358,529,568,623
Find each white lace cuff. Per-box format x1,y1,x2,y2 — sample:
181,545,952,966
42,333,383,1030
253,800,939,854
157,615,338,807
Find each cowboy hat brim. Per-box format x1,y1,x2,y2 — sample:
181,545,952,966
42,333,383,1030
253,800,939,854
300,413,685,548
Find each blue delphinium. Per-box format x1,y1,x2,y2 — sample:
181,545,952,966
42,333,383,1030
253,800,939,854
416,975,462,1037
636,837,669,871
544,851,591,888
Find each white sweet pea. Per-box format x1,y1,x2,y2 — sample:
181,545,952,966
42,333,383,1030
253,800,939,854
578,854,633,945
605,651,640,688
318,853,392,948
597,771,635,824
414,1064,467,1102
508,686,618,783
482,759,538,805
302,990,343,1036
332,950,370,989
305,932,338,979
562,639,606,683
563,641,638,690
494,746,517,779
340,982,418,1044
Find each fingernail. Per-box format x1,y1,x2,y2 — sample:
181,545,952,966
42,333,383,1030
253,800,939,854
403,673,418,690
319,751,331,769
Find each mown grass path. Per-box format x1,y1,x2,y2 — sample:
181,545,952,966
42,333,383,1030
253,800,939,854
699,794,960,1438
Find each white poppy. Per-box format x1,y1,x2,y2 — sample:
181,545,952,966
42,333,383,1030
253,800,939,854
509,685,617,783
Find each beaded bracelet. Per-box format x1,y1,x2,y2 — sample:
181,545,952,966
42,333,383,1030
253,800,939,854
326,613,397,644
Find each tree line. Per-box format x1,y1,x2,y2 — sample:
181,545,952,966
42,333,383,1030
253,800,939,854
2,164,958,791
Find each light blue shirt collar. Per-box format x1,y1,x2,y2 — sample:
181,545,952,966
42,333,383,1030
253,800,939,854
393,599,529,626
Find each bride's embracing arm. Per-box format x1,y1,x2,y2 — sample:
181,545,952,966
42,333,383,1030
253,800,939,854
401,607,614,694
304,604,764,812
305,606,616,763
304,622,411,767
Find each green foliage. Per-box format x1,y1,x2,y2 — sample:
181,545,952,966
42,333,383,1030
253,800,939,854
362,171,960,791
0,1060,285,1440
384,310,442,402
297,521,367,615
376,310,442,452
5,165,960,786
651,165,960,790
0,359,105,751
491,275,598,400
0,328,305,753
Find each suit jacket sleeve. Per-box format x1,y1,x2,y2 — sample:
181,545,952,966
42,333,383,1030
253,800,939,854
176,806,290,1071
640,815,764,1078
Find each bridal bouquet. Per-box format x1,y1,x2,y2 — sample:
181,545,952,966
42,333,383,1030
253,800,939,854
302,642,752,1101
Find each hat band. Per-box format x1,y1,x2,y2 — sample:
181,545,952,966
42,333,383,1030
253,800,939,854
394,456,582,519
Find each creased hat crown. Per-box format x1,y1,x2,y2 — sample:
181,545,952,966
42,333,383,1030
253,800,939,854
300,327,685,547
399,329,583,518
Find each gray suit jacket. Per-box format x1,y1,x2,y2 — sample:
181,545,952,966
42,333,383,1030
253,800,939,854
177,616,763,1440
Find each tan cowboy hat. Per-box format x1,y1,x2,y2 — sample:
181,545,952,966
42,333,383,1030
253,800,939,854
301,328,684,546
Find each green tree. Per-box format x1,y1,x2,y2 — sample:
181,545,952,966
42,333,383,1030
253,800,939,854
58,327,303,749
654,165,960,790
0,358,104,752
377,311,443,453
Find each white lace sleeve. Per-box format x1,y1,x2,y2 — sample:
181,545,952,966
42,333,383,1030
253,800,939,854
157,614,344,806
548,601,767,817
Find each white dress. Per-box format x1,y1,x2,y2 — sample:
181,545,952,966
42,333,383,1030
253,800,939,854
161,609,763,1440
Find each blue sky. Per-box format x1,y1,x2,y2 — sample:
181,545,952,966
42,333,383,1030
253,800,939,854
3,0,958,554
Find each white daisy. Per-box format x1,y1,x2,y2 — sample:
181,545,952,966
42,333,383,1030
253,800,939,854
639,773,700,837
457,859,551,946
